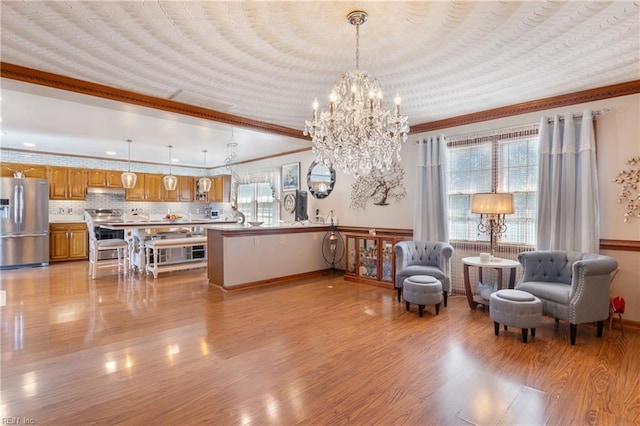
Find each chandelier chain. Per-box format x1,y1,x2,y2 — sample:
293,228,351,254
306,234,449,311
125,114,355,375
355,22,360,70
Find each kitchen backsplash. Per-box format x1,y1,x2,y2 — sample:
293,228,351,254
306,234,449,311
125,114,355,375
50,194,235,219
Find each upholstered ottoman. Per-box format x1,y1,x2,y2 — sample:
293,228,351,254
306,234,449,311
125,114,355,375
490,289,542,343
403,275,443,317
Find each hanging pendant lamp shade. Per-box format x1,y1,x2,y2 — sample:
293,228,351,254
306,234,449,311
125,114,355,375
163,145,177,191
121,139,137,189
198,150,212,193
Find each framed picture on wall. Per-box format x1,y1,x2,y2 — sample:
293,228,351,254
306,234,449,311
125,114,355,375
282,162,300,191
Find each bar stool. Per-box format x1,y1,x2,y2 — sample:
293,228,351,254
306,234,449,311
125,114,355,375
84,212,129,279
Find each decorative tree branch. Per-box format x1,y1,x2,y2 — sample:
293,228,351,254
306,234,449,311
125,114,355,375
613,156,640,222
350,162,406,209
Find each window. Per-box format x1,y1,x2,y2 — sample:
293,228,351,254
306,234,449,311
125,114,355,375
237,182,278,224
447,128,538,246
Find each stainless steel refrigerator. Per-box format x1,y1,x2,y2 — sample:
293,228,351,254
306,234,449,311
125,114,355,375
0,177,49,269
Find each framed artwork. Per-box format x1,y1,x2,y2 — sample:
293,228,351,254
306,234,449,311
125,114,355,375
282,162,300,191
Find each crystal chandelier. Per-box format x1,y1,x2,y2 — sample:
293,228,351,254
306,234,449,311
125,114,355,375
304,10,409,177
224,129,238,169
224,130,239,181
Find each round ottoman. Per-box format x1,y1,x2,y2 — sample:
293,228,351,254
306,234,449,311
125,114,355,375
403,275,443,317
490,289,542,343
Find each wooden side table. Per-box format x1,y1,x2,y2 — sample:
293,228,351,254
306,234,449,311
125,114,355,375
462,256,520,310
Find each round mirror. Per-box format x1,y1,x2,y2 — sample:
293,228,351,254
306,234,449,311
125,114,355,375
307,161,336,199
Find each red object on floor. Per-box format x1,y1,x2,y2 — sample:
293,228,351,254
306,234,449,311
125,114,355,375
610,296,625,314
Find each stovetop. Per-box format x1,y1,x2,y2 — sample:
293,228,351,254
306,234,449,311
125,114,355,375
85,209,123,224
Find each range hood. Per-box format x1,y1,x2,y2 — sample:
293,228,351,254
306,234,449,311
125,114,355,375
87,187,126,196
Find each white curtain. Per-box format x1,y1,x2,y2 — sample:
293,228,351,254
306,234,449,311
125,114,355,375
414,135,449,242
232,169,281,206
536,110,599,252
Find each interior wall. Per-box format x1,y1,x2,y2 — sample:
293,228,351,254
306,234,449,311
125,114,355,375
239,93,640,323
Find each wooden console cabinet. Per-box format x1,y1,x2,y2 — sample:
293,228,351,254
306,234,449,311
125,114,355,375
343,233,406,289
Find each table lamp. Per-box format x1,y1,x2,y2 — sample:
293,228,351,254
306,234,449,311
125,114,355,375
471,192,514,260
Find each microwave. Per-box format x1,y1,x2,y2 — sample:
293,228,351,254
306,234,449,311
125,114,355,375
210,210,221,220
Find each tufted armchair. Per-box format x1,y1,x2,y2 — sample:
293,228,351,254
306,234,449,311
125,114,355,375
516,250,618,345
394,241,454,306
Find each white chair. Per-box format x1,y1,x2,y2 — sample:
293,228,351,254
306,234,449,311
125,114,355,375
84,211,129,279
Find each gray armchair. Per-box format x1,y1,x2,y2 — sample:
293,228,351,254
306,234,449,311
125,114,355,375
516,250,618,345
394,241,454,306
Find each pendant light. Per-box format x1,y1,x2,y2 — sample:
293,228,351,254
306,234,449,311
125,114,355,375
163,145,177,191
198,150,212,193
120,139,137,189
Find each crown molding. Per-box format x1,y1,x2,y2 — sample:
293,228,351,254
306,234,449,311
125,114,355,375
3,62,639,142
411,80,640,133
0,62,305,140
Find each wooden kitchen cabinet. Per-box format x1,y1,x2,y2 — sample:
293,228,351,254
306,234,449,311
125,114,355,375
125,173,163,201
48,166,87,200
125,172,146,201
195,175,231,202
211,175,231,202
1,162,48,178
343,233,406,289
144,173,164,201
50,223,88,262
164,175,193,201
87,169,123,188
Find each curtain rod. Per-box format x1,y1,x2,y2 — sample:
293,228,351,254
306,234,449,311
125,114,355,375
444,122,539,145
546,108,610,123
442,108,611,144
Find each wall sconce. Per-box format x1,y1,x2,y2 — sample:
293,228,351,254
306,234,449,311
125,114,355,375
471,192,514,260
163,145,177,191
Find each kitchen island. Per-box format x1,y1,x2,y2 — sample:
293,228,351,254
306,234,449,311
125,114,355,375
100,218,236,272
206,223,330,289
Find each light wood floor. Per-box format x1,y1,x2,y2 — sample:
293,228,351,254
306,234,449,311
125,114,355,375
1,262,638,425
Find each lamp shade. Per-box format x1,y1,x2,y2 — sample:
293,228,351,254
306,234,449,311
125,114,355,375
163,144,177,190
471,193,514,214
198,176,212,193
121,138,137,189
121,171,137,189
163,175,177,191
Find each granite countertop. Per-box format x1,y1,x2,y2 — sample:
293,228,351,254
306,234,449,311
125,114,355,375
204,222,330,236
49,214,84,223
48,214,238,225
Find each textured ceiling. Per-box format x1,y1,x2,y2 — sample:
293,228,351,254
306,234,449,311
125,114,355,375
1,1,639,167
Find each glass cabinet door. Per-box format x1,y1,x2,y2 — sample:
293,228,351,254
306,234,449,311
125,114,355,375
381,239,394,282
346,235,356,274
359,238,378,279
